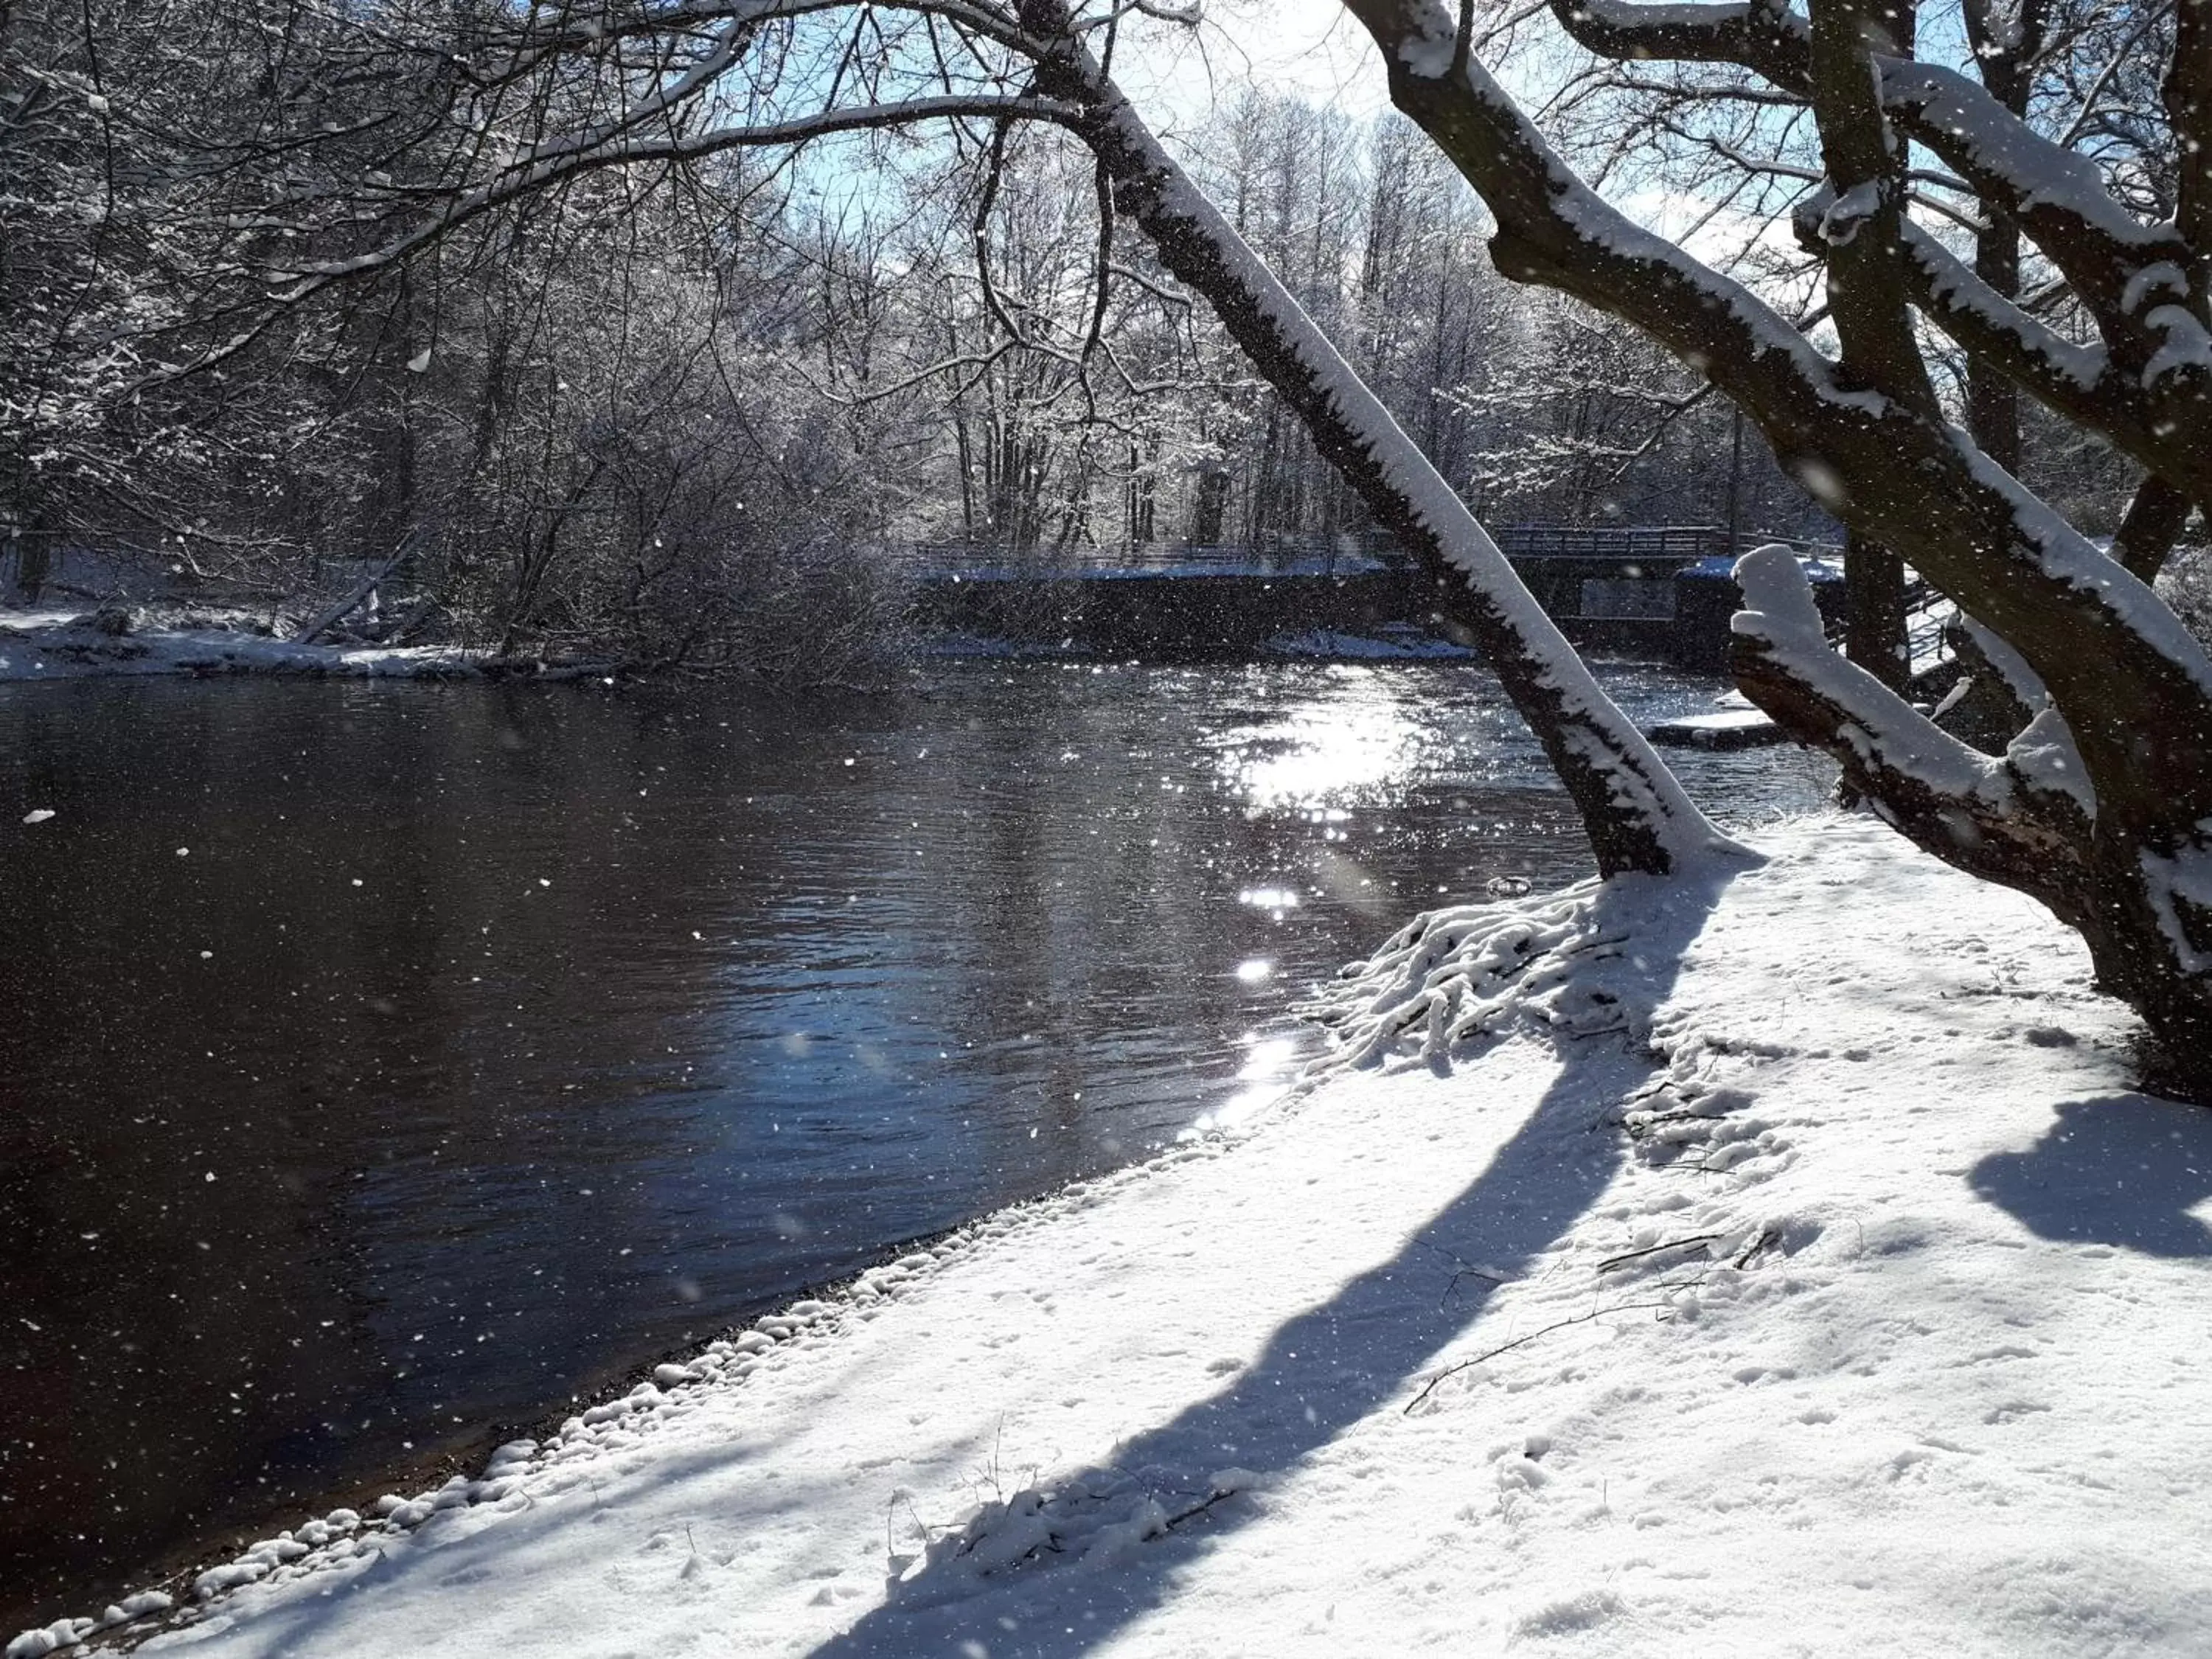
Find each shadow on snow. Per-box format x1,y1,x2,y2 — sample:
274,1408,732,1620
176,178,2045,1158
1970,1094,2212,1258
803,863,1743,1659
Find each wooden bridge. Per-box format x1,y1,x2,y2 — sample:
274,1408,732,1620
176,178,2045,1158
919,524,1753,579
911,526,1857,662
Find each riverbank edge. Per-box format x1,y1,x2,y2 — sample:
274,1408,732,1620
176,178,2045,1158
0,1202,1055,1649
7,1081,1304,1655
0,608,1495,684
0,607,639,685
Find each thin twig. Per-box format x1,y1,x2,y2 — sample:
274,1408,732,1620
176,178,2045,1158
1404,1300,1674,1414
1731,1228,1778,1268
1595,1233,1722,1273
1163,1486,1238,1530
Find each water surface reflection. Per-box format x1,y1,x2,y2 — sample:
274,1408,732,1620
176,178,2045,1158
0,658,1829,1624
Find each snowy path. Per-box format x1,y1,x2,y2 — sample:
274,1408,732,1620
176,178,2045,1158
21,815,2212,1658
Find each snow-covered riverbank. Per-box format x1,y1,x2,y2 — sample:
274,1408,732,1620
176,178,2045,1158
18,813,2212,1658
0,606,655,683
0,607,479,681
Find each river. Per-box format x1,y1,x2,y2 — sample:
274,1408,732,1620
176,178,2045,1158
0,658,1832,1627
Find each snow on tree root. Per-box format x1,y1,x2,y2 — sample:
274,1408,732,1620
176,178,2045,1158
1316,880,1636,1068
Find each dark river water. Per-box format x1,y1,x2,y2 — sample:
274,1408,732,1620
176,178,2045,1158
0,658,1832,1627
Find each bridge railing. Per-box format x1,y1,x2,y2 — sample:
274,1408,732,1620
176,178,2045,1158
1493,524,1725,563
913,526,1843,581
911,535,1404,580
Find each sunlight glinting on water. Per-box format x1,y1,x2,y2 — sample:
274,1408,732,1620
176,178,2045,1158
1183,1082,1284,1135
1237,1036,1301,1081
1214,669,1430,809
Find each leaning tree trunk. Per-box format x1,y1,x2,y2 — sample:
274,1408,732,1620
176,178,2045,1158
1336,0,2212,1093
1022,1,1739,880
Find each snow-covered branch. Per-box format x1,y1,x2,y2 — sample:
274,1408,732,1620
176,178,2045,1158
1728,546,2096,888
1897,221,2108,400
164,93,1083,381
1543,0,2208,398
1878,60,2188,330
1546,0,1811,87
1890,223,2212,513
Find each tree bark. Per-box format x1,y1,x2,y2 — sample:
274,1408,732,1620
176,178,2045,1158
2112,475,2195,584
1844,532,1909,694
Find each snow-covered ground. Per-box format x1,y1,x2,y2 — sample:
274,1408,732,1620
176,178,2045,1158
0,608,475,681
20,813,2212,1658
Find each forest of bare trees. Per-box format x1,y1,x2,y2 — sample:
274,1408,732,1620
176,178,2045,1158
4,4,1883,672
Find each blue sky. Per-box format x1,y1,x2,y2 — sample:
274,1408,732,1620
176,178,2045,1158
1114,0,1392,131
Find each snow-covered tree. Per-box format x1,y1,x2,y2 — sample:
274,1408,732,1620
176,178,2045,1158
1332,0,2212,1086
1,0,942,667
